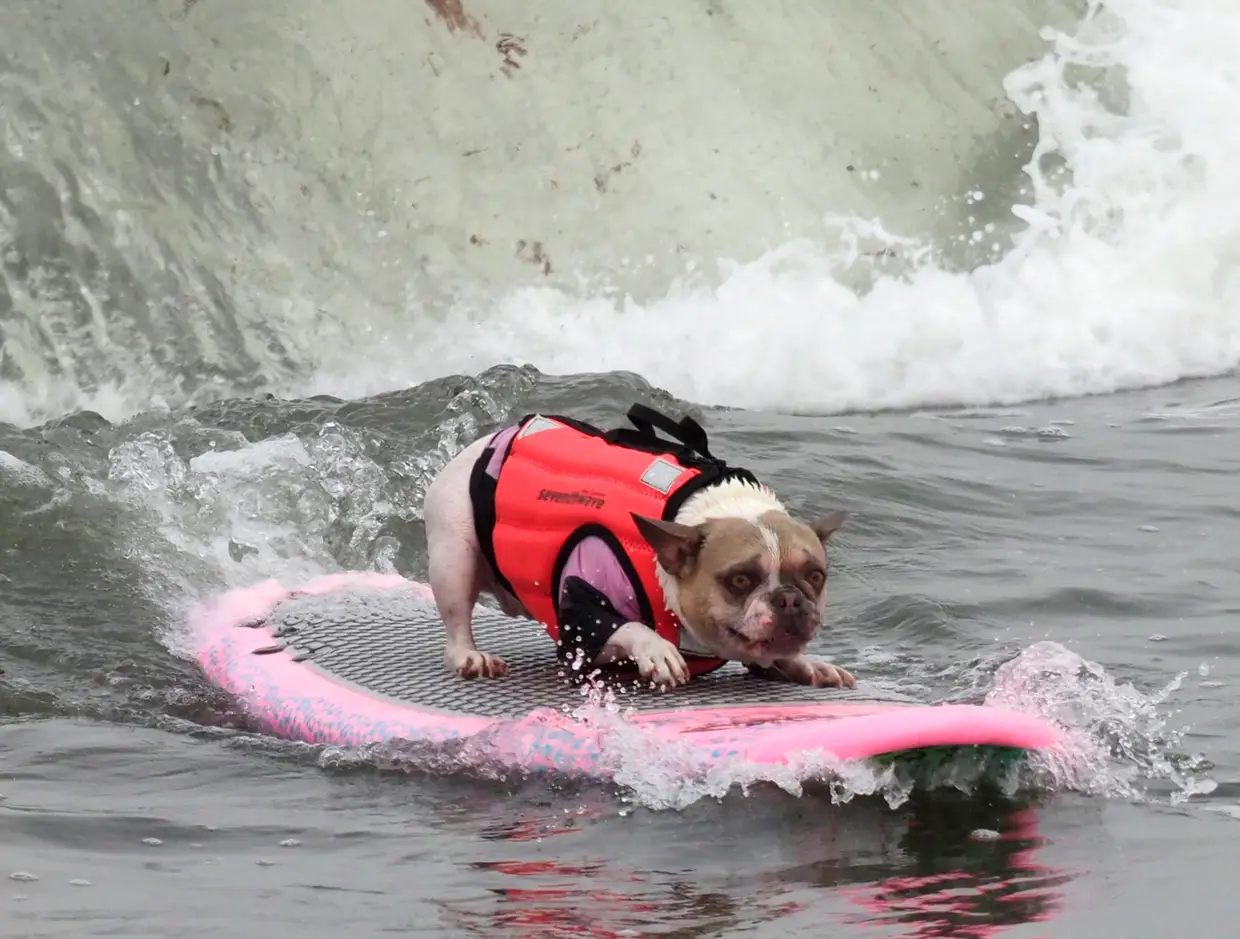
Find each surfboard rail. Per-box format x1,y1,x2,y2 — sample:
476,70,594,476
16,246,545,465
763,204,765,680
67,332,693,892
191,573,1060,777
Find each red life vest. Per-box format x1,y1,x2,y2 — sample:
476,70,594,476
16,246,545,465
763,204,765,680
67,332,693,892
470,405,759,677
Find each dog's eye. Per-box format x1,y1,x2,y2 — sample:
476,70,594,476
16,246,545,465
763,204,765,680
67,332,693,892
806,569,826,590
727,573,753,594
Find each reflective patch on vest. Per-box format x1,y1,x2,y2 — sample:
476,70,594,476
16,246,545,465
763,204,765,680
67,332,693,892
517,415,562,439
640,457,685,494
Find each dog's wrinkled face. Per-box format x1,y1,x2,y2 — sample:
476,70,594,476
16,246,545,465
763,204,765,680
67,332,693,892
632,509,845,666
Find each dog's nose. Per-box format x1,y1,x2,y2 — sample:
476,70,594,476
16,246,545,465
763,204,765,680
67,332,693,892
773,587,804,611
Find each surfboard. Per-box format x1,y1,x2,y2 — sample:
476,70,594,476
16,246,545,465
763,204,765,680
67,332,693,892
190,572,1059,780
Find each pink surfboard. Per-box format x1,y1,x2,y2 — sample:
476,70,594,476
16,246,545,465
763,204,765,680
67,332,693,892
190,573,1059,778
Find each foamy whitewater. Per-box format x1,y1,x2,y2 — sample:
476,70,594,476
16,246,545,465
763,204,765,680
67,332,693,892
1,0,1238,422
343,0,1237,415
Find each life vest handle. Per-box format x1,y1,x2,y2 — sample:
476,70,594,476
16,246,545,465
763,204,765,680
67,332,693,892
624,403,716,461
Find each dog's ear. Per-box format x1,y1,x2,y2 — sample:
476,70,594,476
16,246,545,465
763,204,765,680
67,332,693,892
631,513,704,576
807,510,847,546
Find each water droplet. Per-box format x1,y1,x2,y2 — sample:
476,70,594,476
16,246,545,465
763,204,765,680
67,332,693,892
255,859,276,867
69,879,92,887
1137,524,1160,533
279,839,301,848
1149,634,1167,642
142,838,163,847
8,872,38,882
969,828,1001,842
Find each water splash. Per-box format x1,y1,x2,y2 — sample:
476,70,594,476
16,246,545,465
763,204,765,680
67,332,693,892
104,419,406,586
985,640,1215,803
299,637,1220,814
306,670,1039,814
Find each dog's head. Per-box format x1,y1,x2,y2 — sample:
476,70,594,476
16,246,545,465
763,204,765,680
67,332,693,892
632,505,845,666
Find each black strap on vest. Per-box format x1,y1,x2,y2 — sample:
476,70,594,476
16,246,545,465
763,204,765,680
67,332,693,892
600,404,760,520
619,404,714,458
601,404,722,469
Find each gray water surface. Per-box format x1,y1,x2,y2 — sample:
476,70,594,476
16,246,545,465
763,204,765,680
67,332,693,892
3,1,1239,935
2,377,1237,937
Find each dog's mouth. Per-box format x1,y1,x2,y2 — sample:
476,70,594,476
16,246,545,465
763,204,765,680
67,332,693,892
725,626,776,653
725,624,758,644
725,625,805,660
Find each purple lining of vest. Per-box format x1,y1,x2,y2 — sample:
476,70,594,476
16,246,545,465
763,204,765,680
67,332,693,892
482,423,642,622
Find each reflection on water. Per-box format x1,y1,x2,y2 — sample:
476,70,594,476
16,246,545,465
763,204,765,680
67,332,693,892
839,802,1068,938
437,793,1070,938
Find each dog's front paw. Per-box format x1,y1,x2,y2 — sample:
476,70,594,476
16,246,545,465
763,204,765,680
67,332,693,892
763,654,856,689
597,622,690,689
446,647,509,679
629,633,690,689
803,658,856,689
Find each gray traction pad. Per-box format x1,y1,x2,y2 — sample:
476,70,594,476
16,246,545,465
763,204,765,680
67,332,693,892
261,587,899,718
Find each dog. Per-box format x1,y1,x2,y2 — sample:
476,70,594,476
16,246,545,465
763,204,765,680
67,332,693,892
421,405,855,690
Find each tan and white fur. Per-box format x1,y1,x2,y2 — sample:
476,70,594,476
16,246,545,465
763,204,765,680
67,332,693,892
422,431,855,690
633,478,854,688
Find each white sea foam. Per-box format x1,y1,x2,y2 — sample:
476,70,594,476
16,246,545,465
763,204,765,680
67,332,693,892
302,0,1240,415
2,1,1235,422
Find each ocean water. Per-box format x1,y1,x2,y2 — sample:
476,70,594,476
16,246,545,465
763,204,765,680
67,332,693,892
2,1,1239,936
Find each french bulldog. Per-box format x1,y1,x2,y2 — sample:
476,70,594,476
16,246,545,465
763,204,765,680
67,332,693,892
421,413,855,690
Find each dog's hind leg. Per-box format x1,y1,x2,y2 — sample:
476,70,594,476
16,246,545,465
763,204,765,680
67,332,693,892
424,438,510,679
